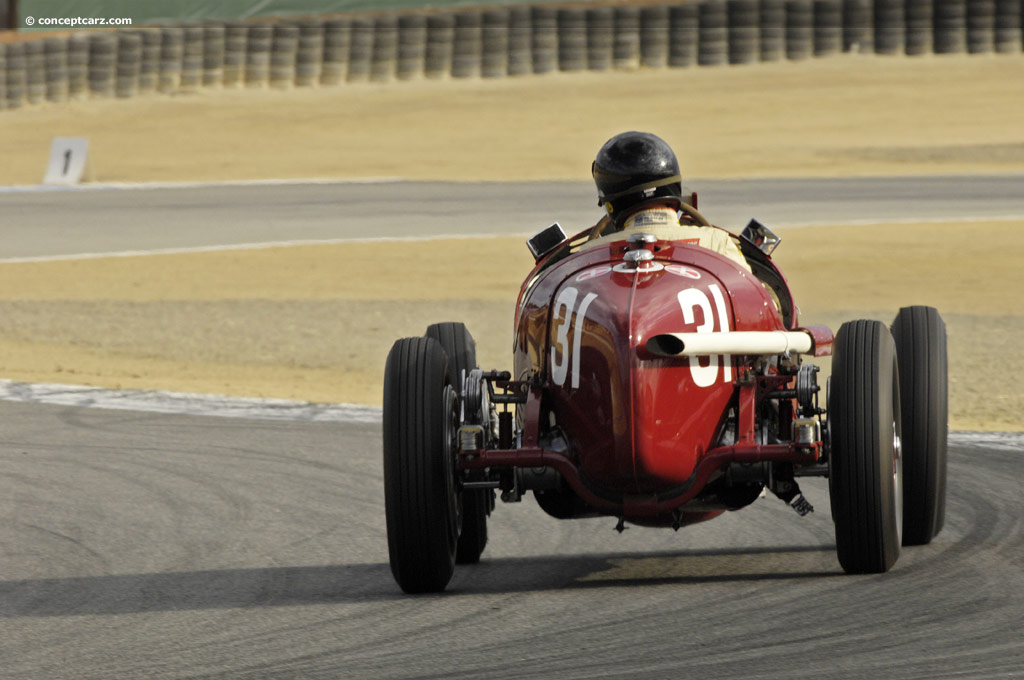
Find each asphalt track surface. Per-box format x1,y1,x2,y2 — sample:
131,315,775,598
2,176,1023,678
2,404,1022,679
2,174,1024,259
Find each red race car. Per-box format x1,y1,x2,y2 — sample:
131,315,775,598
382,211,948,594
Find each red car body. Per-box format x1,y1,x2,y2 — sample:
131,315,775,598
462,226,832,528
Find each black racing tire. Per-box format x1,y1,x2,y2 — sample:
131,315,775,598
829,320,903,574
383,336,460,594
456,489,489,564
891,306,948,546
425,322,490,564
425,322,477,389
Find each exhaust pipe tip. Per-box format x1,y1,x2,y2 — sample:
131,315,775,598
646,334,685,357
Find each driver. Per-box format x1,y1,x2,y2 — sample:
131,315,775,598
583,131,752,274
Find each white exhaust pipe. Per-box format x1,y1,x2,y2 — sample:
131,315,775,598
646,331,815,357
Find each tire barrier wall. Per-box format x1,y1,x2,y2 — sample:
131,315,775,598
3,0,1023,110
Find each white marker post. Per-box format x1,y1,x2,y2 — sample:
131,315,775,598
43,137,91,185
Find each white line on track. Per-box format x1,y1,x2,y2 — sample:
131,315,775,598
0,177,404,194
2,216,1022,265
3,361,1017,435
0,379,382,424
2,379,1020,446
0,233,528,264
949,431,1024,451
777,214,1024,229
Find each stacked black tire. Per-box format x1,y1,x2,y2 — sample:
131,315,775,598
223,22,248,87
67,35,89,98
270,24,299,88
88,33,116,97
699,0,729,65
138,29,161,93
160,26,185,92
669,4,699,66
245,24,271,87
321,19,350,85
786,0,814,60
397,14,427,80
482,10,510,78
507,7,533,75
24,39,45,104
995,0,1022,52
43,37,71,102
114,32,142,98
532,6,558,74
371,16,398,81
180,25,204,92
729,0,760,64
202,24,226,87
0,45,7,111
425,14,454,79
296,20,324,86
935,0,969,53
452,11,482,78
4,43,24,109
906,0,934,55
760,0,786,60
558,8,588,72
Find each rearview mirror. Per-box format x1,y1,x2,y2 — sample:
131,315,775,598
526,222,566,261
740,218,781,256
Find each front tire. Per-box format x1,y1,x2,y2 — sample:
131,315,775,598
891,306,948,546
829,320,903,574
383,337,460,594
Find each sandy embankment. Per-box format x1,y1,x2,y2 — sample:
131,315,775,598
0,54,1022,430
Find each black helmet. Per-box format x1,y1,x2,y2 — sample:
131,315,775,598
592,131,685,216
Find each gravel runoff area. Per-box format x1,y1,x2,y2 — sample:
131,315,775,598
0,53,1021,431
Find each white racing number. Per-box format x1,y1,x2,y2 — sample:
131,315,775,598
676,284,732,387
550,287,599,389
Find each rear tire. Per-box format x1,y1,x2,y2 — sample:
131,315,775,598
383,337,460,593
425,322,476,388
425,322,490,564
829,320,903,574
891,306,948,546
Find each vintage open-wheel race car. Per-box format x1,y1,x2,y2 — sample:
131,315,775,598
382,208,948,594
